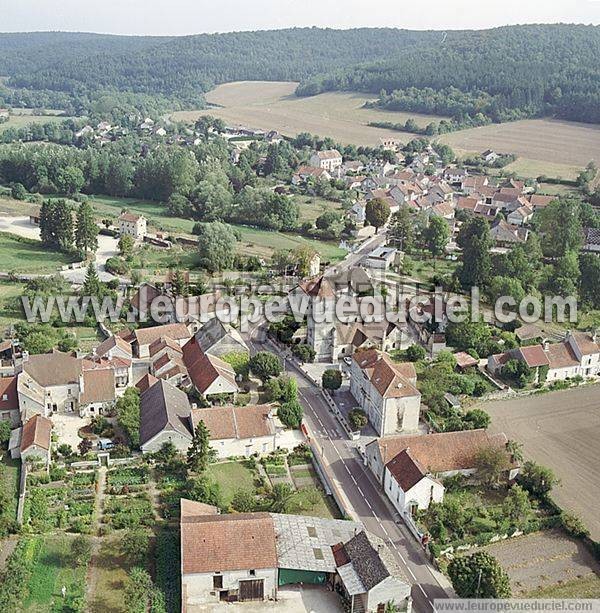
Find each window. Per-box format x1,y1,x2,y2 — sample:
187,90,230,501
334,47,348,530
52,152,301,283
307,526,317,538
1,394,7,401
213,575,223,589
249,569,256,577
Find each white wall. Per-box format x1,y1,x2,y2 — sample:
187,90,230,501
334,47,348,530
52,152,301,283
366,576,411,612
141,429,192,454
182,568,277,607
383,466,444,513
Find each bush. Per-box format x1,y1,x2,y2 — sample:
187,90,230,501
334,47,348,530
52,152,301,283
278,399,303,429
348,409,368,430
406,344,427,362
561,511,590,538
292,343,316,363
105,257,129,275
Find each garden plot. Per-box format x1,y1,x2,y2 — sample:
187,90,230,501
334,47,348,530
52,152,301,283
483,530,600,596
23,469,97,534
102,465,155,529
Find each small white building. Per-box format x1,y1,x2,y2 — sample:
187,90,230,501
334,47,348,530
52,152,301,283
383,449,444,515
118,212,147,240
364,246,398,271
11,414,53,468
309,149,343,172
366,429,517,513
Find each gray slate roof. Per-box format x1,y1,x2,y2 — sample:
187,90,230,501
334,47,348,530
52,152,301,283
271,513,361,573
140,379,192,446
343,531,390,591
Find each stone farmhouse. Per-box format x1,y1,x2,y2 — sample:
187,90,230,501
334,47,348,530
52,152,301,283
365,429,516,515
180,500,411,612
308,149,343,172
488,330,600,383
118,212,147,240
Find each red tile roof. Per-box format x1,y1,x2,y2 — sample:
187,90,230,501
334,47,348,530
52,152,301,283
0,376,18,411
353,349,419,399
386,448,428,492
181,510,277,574
20,414,52,452
191,405,274,440
371,429,509,474
182,337,236,394
517,345,550,368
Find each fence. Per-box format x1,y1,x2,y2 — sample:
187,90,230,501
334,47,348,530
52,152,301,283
302,422,356,521
321,390,361,441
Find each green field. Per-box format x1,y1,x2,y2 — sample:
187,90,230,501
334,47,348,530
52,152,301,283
23,535,87,612
206,461,256,508
0,280,25,327
88,536,135,613
0,232,77,274
0,455,20,524
294,195,344,224
90,195,346,262
0,112,73,133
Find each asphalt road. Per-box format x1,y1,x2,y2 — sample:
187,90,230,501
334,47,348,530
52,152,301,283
247,325,451,613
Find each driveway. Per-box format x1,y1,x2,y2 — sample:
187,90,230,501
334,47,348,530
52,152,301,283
481,384,600,539
51,413,87,450
0,216,41,240
0,215,119,283
186,585,343,613
61,234,119,284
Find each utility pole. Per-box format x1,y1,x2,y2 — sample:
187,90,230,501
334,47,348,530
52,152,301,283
476,568,483,598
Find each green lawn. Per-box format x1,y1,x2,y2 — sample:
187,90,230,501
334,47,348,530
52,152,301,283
292,195,344,224
0,280,26,327
527,574,600,598
408,253,459,285
0,455,20,524
23,535,87,612
88,194,346,262
287,487,341,520
0,232,77,274
0,113,74,133
88,536,135,613
206,461,257,508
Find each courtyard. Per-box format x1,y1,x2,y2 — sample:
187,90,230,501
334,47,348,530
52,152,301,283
480,384,600,539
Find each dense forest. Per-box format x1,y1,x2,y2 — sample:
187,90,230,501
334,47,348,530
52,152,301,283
297,25,600,124
1,25,599,123
0,28,437,114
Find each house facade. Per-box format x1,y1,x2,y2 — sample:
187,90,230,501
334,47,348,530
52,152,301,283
309,149,342,172
118,213,147,239
350,349,421,436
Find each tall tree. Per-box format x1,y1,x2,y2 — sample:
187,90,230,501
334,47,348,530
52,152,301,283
423,216,449,260
187,420,212,473
196,222,237,273
53,199,74,252
389,207,414,252
537,197,582,258
365,198,391,233
75,201,98,255
457,217,492,288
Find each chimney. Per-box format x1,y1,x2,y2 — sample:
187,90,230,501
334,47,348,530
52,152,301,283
542,339,550,352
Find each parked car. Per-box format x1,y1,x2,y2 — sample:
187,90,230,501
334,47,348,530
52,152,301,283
97,438,115,450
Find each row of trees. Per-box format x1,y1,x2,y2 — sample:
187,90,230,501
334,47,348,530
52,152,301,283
40,199,98,255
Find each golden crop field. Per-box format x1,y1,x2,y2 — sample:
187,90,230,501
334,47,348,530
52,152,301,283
171,80,443,146
440,118,600,180
172,81,600,180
